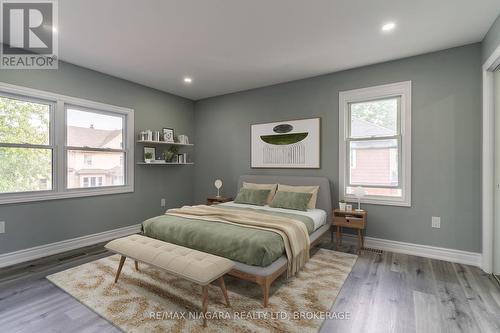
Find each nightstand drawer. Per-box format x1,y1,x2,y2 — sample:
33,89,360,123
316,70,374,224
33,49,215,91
334,216,365,228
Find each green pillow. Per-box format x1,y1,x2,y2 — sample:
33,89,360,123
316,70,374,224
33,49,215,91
234,188,271,206
269,191,313,211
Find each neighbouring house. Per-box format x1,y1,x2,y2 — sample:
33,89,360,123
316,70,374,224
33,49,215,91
66,126,124,188
349,118,400,197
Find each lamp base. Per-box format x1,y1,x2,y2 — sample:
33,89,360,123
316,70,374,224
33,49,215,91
355,208,364,212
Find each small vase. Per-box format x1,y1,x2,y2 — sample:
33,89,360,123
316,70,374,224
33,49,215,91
145,159,151,163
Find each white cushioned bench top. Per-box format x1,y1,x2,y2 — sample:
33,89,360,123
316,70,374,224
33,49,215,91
105,235,235,285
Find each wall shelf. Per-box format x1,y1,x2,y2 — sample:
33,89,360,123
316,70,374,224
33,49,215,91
137,140,193,147
137,162,194,165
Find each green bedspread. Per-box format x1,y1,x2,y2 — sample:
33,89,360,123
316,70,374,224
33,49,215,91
142,205,315,267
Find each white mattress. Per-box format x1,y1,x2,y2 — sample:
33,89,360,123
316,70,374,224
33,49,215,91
219,201,327,231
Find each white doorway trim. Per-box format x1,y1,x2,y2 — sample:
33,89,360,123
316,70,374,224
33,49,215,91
482,44,500,273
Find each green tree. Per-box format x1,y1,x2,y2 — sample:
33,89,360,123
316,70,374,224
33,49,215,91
351,98,397,131
0,96,52,193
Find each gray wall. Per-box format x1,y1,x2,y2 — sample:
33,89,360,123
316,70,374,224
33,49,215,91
194,44,482,252
0,61,194,254
483,13,500,63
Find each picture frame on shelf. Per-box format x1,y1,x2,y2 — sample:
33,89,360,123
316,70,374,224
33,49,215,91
143,146,156,162
162,128,174,143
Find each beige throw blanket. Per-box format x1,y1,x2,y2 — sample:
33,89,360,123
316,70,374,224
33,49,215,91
166,205,310,276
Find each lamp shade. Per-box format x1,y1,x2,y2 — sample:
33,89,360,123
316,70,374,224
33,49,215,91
353,186,366,198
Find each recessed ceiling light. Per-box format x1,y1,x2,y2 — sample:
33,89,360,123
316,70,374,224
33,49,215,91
381,22,396,32
183,77,192,83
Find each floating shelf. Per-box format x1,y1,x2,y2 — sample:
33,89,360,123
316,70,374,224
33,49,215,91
137,162,194,165
137,140,193,147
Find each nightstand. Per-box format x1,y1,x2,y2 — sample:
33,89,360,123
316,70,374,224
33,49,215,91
332,209,367,254
206,196,233,205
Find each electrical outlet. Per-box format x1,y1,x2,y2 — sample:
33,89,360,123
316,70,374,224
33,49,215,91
431,216,441,229
161,198,166,208
0,221,4,234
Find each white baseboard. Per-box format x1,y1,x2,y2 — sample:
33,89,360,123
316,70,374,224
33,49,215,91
0,224,141,268
341,234,482,267
0,225,482,269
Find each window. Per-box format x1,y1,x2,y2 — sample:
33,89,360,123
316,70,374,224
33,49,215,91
0,93,53,194
339,81,411,206
0,82,134,204
66,106,125,189
81,176,104,188
83,154,92,166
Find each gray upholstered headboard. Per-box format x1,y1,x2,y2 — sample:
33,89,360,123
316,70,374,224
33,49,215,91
237,175,332,219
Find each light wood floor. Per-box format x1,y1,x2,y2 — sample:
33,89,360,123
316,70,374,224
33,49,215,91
0,239,499,333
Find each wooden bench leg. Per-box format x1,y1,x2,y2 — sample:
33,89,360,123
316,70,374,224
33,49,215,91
202,285,208,327
134,260,139,271
262,280,270,308
115,256,126,283
217,277,230,307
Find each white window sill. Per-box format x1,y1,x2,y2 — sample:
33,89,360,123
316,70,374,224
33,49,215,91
0,186,134,205
344,195,411,207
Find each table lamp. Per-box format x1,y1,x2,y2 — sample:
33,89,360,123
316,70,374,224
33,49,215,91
214,179,223,198
353,186,366,211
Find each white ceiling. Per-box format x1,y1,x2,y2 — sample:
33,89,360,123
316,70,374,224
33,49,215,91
56,0,500,100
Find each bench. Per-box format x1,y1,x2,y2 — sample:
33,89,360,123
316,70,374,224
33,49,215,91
105,235,234,327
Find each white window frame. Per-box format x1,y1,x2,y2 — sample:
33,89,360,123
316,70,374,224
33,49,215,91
339,81,411,207
83,154,92,166
0,82,134,205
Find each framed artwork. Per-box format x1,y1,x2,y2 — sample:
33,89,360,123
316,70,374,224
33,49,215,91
251,117,320,168
162,128,174,142
143,146,156,161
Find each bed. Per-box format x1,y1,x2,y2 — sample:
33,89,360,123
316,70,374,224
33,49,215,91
142,175,332,306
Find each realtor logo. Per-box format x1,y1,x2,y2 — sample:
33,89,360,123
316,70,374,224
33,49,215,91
1,0,58,69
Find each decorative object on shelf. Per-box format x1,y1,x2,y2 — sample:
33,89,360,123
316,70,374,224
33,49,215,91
163,128,174,143
144,147,155,163
339,199,346,211
162,146,179,162
139,130,153,141
178,135,189,144
150,159,166,164
153,130,160,142
214,179,223,198
177,154,184,164
251,117,320,168
345,204,352,211
353,186,366,211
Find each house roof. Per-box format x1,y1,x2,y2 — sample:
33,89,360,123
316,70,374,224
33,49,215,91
351,118,395,137
67,126,122,148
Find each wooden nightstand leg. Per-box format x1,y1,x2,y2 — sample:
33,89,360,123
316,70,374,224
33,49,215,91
339,227,343,246
357,229,362,254
361,230,365,250
335,226,340,250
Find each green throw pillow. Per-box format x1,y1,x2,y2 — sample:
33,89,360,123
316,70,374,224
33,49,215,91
269,191,313,211
234,188,271,206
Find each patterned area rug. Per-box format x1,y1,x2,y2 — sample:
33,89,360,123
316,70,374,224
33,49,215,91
47,249,357,332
